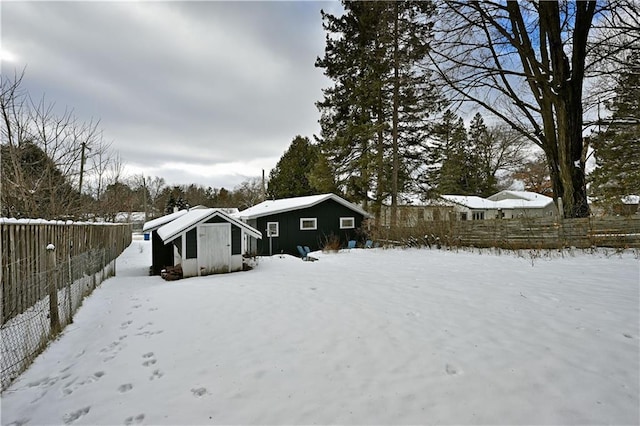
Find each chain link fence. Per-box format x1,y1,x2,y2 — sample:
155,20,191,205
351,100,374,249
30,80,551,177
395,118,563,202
1,221,130,391
1,247,118,390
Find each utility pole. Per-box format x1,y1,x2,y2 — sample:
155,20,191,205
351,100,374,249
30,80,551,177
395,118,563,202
78,142,87,195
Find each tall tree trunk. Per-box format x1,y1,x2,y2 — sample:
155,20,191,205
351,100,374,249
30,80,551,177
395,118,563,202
538,1,594,218
391,1,400,228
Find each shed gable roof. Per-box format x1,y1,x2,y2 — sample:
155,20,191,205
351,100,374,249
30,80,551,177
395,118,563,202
157,208,262,243
238,193,371,220
142,209,188,233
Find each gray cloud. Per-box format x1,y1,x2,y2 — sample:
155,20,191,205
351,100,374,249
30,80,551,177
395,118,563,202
1,1,342,189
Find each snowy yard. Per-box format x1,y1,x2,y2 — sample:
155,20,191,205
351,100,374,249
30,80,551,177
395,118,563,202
1,240,638,425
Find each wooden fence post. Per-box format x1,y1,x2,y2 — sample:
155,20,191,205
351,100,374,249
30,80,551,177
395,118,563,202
67,240,73,325
46,243,61,335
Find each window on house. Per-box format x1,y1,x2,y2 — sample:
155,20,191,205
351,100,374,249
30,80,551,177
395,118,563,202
300,218,317,230
266,222,279,237
472,211,485,220
460,212,468,221
340,217,355,229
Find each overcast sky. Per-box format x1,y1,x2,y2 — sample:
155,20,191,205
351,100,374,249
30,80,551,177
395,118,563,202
1,1,343,190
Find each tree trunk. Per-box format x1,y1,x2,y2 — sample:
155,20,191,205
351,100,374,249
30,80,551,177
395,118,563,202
391,1,400,228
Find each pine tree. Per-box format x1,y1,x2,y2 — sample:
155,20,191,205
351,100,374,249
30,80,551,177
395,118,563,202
267,136,319,199
316,1,441,223
589,51,640,214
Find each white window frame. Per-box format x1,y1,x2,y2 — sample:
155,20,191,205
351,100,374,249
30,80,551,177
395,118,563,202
266,222,279,237
472,211,485,220
340,217,355,229
300,218,317,230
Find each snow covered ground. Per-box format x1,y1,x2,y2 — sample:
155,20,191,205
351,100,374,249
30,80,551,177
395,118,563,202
1,240,638,425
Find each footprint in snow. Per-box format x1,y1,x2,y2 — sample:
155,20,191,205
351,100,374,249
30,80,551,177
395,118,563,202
191,387,208,397
62,406,90,424
118,383,133,393
124,414,145,425
445,364,462,376
6,418,30,426
150,369,163,380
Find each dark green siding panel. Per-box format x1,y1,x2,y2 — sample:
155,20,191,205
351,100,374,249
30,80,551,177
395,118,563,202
151,230,174,275
231,225,241,255
174,236,182,256
205,216,227,224
254,199,367,256
186,228,197,259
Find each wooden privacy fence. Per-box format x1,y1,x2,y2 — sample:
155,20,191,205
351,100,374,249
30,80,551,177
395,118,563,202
0,219,131,390
376,216,640,250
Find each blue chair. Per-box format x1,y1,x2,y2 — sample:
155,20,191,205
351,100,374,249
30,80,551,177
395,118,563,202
297,245,307,260
364,240,373,249
347,240,357,250
297,245,318,261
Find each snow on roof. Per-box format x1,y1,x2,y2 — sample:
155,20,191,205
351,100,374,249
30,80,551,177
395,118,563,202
142,210,189,233
487,190,552,203
0,218,122,226
115,212,147,223
157,208,262,243
441,195,497,209
442,192,554,210
377,192,454,207
239,193,371,220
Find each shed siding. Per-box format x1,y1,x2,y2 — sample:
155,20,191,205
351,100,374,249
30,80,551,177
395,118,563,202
254,199,365,256
186,228,197,259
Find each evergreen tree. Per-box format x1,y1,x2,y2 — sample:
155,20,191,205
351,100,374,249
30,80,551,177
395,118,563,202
420,110,469,196
316,1,441,223
1,141,77,219
307,151,339,195
267,136,319,199
589,51,640,214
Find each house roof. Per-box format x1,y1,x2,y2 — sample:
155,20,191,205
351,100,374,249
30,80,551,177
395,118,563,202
157,208,262,243
238,193,372,220
441,195,496,209
487,190,552,203
442,191,554,210
142,209,189,233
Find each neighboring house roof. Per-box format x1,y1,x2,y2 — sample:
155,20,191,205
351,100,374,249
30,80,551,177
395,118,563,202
441,195,497,209
487,190,552,203
157,208,262,243
442,191,554,210
379,192,455,207
238,193,372,220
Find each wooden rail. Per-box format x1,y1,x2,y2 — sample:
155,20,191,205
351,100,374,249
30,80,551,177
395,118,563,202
375,216,640,249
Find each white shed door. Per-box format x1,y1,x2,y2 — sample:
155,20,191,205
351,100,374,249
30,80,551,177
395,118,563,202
198,223,231,275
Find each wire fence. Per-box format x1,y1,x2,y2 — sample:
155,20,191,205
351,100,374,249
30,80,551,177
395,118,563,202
1,221,131,390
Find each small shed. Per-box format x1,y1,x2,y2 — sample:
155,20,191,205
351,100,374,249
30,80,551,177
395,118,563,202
142,209,191,275
156,208,261,277
238,193,371,256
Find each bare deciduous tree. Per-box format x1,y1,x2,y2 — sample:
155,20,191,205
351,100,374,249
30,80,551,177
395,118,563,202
429,0,636,217
1,71,114,219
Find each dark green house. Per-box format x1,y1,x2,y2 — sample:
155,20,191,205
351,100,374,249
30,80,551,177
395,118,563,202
238,193,371,256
